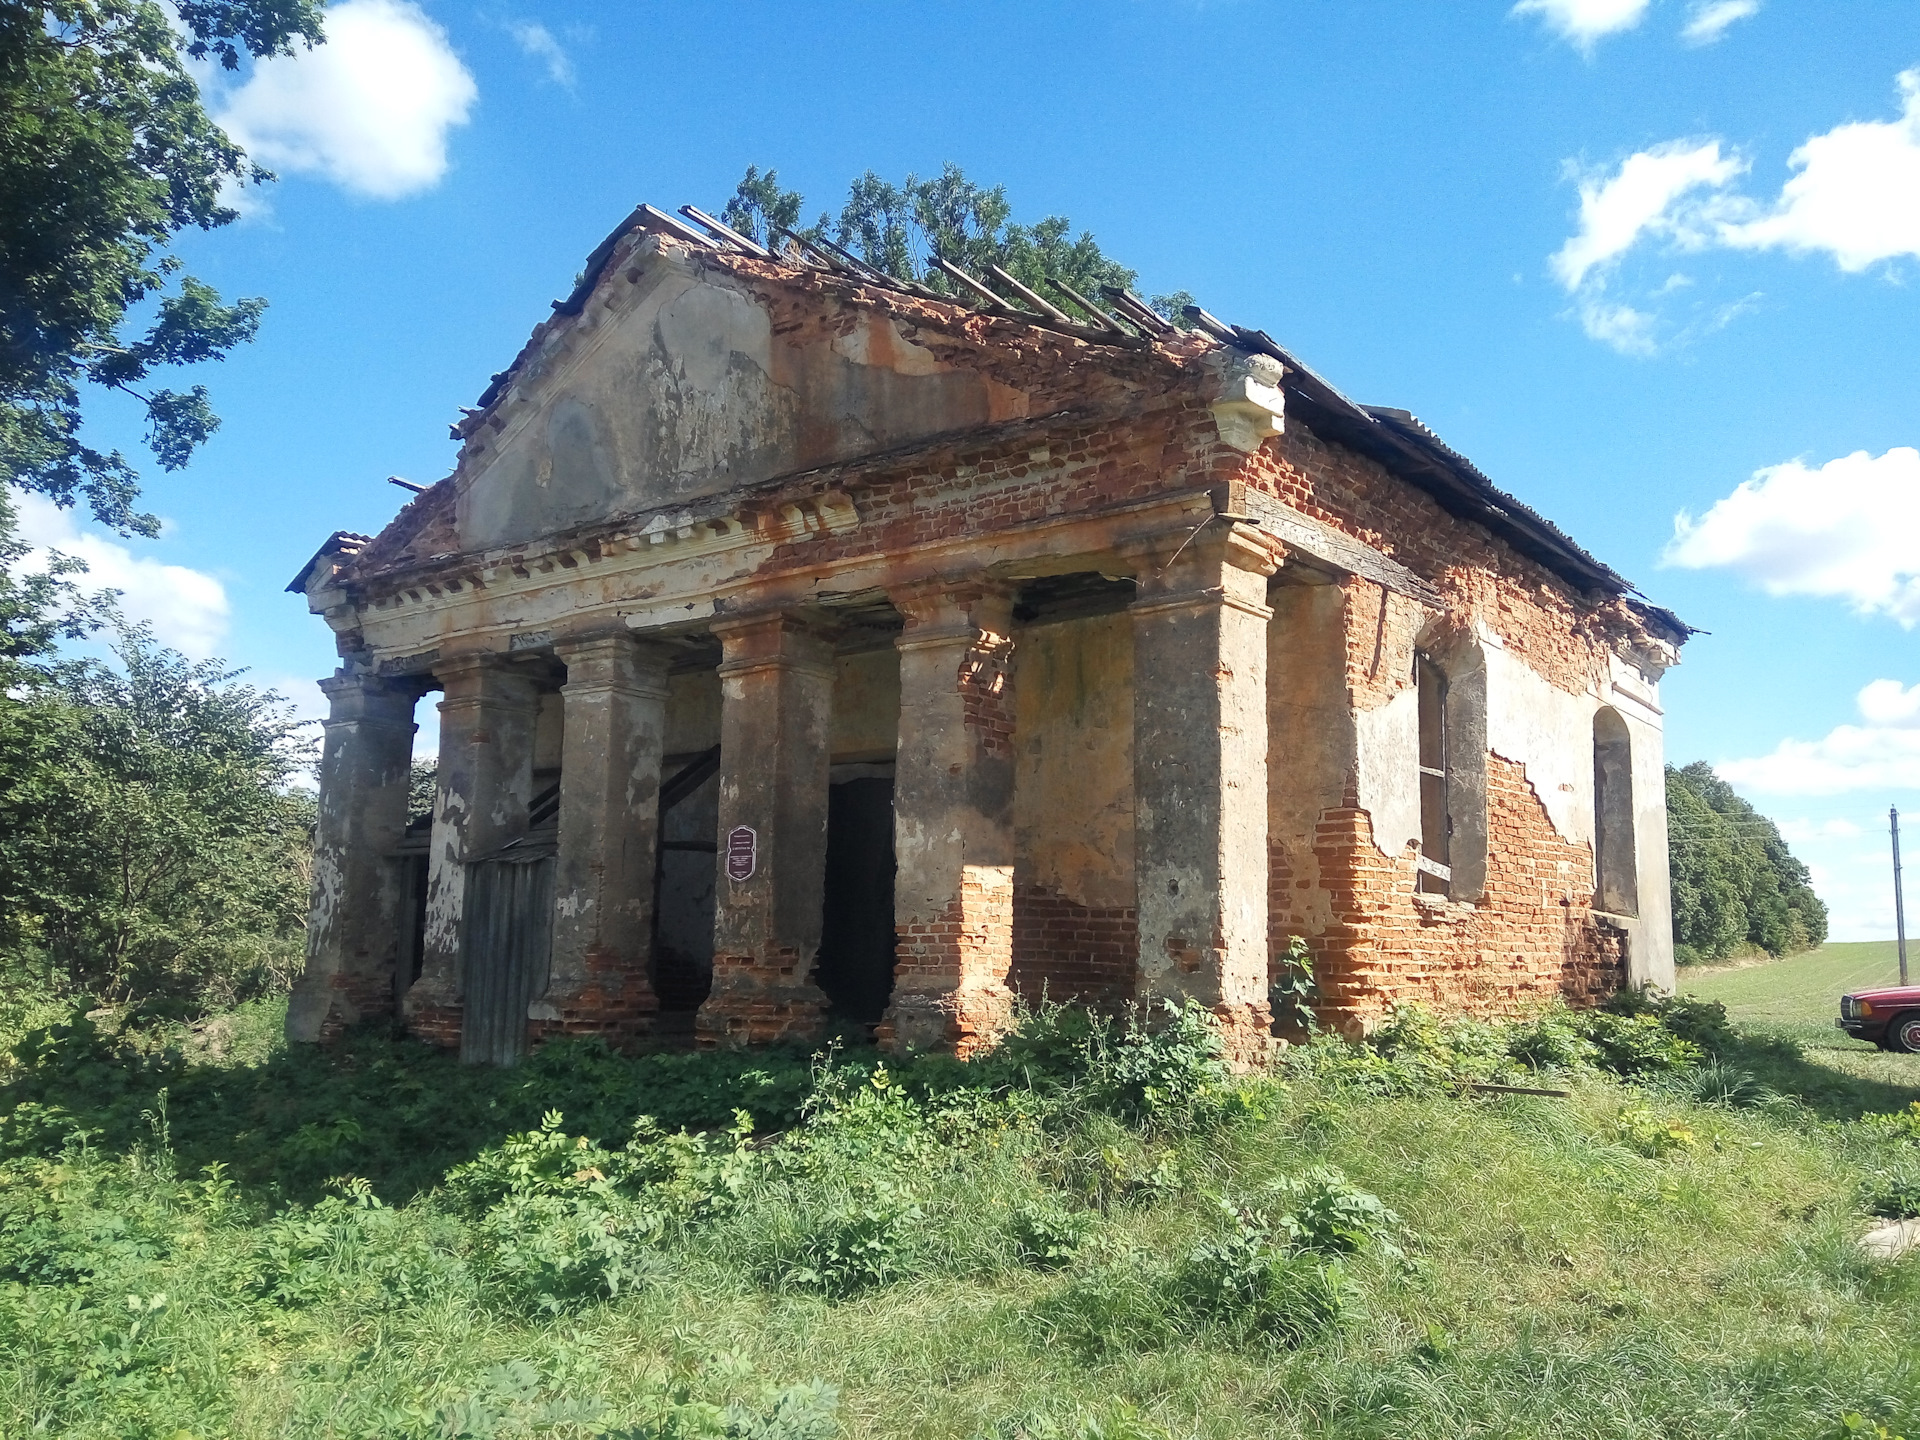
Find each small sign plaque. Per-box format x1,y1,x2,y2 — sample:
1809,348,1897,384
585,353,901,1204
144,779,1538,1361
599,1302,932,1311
725,826,758,883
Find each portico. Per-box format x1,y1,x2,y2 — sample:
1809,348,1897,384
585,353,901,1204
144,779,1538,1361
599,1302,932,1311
287,202,1686,1064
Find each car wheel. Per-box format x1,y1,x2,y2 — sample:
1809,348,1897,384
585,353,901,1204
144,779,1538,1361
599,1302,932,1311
1892,1013,1920,1054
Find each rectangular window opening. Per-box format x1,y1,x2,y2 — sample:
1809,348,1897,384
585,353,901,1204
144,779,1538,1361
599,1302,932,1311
1416,654,1451,896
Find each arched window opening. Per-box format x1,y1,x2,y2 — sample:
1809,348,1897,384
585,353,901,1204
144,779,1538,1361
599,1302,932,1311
1593,707,1639,917
1416,653,1452,895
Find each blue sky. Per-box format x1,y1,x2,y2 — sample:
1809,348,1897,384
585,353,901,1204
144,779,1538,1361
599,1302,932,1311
18,0,1920,938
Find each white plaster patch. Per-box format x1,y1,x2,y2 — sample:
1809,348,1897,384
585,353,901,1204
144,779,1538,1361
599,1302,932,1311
831,316,946,375
1484,643,1597,846
1354,685,1421,859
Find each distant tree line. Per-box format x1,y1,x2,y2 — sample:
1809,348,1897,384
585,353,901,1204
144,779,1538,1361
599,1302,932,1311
1667,762,1828,965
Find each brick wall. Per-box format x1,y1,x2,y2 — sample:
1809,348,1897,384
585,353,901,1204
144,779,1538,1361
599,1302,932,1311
527,944,659,1050
1297,756,1625,1029
1010,883,1136,1010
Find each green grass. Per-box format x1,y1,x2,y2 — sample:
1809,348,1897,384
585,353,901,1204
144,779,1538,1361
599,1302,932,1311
1683,942,1920,1115
4,995,1920,1439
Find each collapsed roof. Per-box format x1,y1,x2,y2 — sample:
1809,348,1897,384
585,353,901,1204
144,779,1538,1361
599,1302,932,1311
308,202,1689,643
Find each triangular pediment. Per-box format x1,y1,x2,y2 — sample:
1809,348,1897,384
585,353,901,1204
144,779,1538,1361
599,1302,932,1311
451,237,1075,553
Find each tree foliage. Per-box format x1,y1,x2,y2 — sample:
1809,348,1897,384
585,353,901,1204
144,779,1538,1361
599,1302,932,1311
1667,762,1828,964
1,0,325,533
0,500,314,1008
721,163,1195,323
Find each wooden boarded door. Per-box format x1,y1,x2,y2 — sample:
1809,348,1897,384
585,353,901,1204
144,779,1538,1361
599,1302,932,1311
460,844,555,1065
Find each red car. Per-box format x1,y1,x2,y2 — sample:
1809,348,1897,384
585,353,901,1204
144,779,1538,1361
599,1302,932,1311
1838,987,1920,1051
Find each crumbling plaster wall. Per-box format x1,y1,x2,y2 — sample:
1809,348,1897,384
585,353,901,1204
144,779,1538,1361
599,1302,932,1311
1249,426,1675,1024
453,249,1039,554
1010,611,1136,1007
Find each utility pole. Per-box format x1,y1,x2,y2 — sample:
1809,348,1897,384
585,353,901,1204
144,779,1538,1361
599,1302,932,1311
1896,806,1910,987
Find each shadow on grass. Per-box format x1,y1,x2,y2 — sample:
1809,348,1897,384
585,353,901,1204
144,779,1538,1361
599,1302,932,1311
0,1016,827,1206
1705,1024,1920,1123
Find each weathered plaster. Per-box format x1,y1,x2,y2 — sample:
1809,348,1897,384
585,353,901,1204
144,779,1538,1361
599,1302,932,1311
1012,611,1135,911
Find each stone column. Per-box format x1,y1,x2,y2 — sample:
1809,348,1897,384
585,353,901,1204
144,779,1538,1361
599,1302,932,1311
1130,526,1279,1068
404,654,540,1046
881,581,1018,1055
286,670,419,1043
536,631,672,1043
697,612,835,1047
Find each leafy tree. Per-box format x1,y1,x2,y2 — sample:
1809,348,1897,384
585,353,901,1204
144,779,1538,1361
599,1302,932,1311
1667,762,1828,964
1,0,325,534
0,499,314,1007
720,163,1186,319
0,486,106,688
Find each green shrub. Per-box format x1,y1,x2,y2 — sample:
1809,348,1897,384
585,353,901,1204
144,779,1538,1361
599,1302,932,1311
1582,1012,1705,1077
1009,1202,1094,1270
765,1181,924,1298
1032,1250,1177,1358
1662,1058,1781,1109
990,1400,1176,1439
1168,1210,1351,1345
1264,1167,1408,1261
1859,1102,1920,1146
1270,936,1319,1038
359,1360,840,1440
470,1191,663,1314
1860,1170,1920,1220
246,1176,468,1312
976,1000,1232,1127
1613,1105,1698,1158
1506,1010,1600,1071
0,1160,176,1287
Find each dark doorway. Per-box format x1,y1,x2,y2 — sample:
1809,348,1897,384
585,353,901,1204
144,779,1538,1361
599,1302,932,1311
653,747,722,1013
816,778,897,1024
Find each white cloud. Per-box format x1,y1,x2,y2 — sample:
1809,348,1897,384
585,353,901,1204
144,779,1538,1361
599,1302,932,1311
1717,726,1920,797
10,491,230,660
1552,141,1746,291
506,19,573,87
1549,68,1920,349
1718,678,1920,797
1573,297,1658,353
1719,67,1920,271
1861,680,1920,728
1550,140,1748,352
1664,447,1920,625
216,0,477,201
1513,0,1650,50
1681,0,1760,45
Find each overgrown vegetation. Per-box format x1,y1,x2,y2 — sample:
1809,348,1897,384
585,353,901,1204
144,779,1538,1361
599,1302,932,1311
3,990,1917,1438
0,492,313,1017
1668,761,1830,964
719,164,1196,326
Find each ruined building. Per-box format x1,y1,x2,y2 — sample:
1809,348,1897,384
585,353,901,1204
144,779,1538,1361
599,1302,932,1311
287,203,1689,1066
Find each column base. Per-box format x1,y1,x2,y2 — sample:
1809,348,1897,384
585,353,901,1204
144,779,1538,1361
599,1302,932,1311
696,951,828,1047
286,969,396,1044
1212,1000,1278,1073
878,983,1014,1057
528,946,660,1050
400,978,463,1050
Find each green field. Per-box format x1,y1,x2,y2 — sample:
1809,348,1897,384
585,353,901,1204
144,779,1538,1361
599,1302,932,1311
1682,941,1920,1109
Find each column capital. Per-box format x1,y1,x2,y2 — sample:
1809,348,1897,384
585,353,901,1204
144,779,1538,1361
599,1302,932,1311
712,609,837,679
317,669,420,729
432,651,541,709
888,577,1016,653
555,630,674,699
1126,522,1278,623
